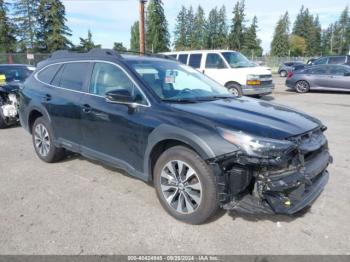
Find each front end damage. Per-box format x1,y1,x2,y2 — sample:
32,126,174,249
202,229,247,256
211,127,332,215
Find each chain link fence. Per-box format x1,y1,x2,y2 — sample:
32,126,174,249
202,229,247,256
0,53,50,66
0,53,312,73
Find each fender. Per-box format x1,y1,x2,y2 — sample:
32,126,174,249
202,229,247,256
25,104,52,133
143,124,216,180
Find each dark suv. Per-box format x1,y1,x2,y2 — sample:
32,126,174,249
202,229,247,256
313,55,350,66
19,49,332,224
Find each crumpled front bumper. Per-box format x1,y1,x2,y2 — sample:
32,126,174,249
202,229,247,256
220,128,332,215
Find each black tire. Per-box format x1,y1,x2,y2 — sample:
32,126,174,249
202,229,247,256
154,146,218,224
295,80,310,93
280,70,287,77
32,117,65,163
226,83,243,97
0,112,9,129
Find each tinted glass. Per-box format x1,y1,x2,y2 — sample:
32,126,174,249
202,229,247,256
311,66,328,75
37,64,61,84
59,63,90,91
188,54,202,68
328,56,346,64
89,63,146,104
284,63,293,66
0,67,31,82
178,54,188,64
168,54,177,59
206,53,227,69
314,57,328,65
329,66,348,76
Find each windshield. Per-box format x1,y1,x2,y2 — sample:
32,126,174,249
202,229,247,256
127,60,233,102
221,52,255,68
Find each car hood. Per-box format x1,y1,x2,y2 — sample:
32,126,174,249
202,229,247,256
170,97,321,139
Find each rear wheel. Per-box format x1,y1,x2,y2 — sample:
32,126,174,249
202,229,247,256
226,83,243,97
154,146,218,224
295,80,310,93
32,117,65,163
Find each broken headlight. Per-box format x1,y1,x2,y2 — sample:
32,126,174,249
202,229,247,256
218,127,297,159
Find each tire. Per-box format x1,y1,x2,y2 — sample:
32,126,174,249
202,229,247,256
154,146,218,224
295,80,310,93
32,117,65,163
226,83,243,97
280,70,287,77
0,111,10,129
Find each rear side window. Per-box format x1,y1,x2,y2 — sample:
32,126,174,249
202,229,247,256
178,54,188,64
37,64,61,84
188,54,202,68
311,66,328,75
328,56,346,64
59,63,90,91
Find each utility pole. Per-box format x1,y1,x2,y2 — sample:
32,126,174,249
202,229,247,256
139,0,147,55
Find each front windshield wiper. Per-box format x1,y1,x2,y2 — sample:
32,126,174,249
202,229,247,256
195,96,235,101
162,98,198,103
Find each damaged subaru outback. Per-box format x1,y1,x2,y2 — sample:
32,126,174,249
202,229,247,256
19,49,332,224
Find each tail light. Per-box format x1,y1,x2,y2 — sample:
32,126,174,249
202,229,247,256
287,72,294,78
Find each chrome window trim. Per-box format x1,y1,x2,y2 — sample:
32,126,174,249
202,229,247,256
34,60,151,107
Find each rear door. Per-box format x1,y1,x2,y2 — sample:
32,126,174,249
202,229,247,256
309,66,330,88
47,62,92,150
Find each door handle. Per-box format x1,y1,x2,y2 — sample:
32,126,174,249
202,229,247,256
43,94,51,102
82,104,92,114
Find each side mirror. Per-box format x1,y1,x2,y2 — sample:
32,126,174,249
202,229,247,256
105,89,133,104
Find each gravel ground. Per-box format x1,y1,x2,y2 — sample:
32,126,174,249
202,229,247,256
0,76,349,255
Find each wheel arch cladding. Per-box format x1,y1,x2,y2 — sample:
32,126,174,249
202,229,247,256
144,124,216,181
27,107,51,134
225,81,241,88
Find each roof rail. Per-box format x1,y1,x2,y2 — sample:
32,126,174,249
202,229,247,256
49,48,123,60
118,50,176,60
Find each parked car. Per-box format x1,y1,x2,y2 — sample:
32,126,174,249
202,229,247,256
0,64,35,128
19,49,331,224
163,50,274,97
286,64,350,93
278,61,305,77
306,58,318,65
312,55,350,66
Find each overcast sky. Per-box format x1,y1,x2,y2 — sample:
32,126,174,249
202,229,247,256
63,0,349,53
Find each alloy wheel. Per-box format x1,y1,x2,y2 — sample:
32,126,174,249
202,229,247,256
229,87,240,97
34,124,51,157
160,160,202,214
296,81,309,93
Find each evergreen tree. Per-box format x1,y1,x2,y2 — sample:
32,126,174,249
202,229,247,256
174,6,188,50
186,6,195,49
321,24,335,55
334,6,350,54
113,42,127,53
192,5,206,49
229,0,245,50
146,0,170,52
206,6,227,49
130,21,139,52
217,6,228,49
0,0,16,53
75,30,100,52
270,12,290,57
242,16,262,57
13,0,40,51
36,0,72,52
308,15,322,56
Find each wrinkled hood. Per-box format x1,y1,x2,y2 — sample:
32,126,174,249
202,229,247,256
170,97,321,140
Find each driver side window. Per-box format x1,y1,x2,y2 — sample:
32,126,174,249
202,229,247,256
89,62,146,104
205,53,227,69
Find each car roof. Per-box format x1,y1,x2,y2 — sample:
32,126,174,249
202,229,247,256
38,49,176,69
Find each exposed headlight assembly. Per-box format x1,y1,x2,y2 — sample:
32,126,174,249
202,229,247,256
218,127,297,159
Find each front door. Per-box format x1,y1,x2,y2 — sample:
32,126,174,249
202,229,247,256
80,62,150,175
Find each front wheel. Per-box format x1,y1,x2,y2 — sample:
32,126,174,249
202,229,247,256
226,83,243,97
32,117,65,163
295,80,310,93
154,146,218,224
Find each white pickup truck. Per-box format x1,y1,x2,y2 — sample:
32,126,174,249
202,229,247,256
162,50,274,97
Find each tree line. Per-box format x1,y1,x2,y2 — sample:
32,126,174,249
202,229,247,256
271,6,350,56
130,0,262,57
0,0,125,54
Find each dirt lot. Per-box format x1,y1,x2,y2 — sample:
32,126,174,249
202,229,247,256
0,76,349,255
